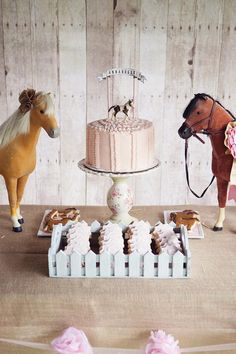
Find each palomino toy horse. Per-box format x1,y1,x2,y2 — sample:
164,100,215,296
0,89,59,232
178,93,235,231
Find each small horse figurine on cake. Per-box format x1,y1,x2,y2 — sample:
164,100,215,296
0,89,59,232
178,93,235,231
108,99,134,118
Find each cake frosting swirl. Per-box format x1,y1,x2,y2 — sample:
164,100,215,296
90,117,152,133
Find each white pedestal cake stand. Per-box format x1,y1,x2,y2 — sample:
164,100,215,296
78,159,160,226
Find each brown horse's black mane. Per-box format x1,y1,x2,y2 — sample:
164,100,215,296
183,93,236,120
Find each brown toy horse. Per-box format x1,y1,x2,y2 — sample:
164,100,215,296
0,89,59,232
178,93,235,231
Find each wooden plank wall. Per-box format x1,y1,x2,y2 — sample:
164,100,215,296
0,0,235,206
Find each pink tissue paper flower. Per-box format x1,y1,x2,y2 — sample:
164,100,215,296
51,327,93,354
225,125,236,158
145,330,180,354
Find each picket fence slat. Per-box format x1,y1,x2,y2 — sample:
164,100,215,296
172,251,184,278
143,252,154,277
85,251,97,277
51,224,63,255
56,251,68,277
48,248,56,277
100,252,112,277
71,252,82,277
114,251,125,277
129,251,141,277
186,252,191,277
158,252,170,278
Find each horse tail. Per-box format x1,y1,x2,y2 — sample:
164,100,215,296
108,105,115,112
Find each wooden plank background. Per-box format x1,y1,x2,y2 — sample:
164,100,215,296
0,0,235,206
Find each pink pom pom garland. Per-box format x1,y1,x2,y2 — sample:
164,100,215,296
145,330,180,354
51,327,94,354
0,327,236,353
225,122,236,158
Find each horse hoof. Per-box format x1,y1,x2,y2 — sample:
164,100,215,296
12,226,22,232
18,218,24,224
213,226,223,232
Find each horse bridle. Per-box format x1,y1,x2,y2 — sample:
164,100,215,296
184,98,216,198
185,98,216,143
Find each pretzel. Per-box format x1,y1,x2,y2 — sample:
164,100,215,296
170,210,200,230
43,208,80,232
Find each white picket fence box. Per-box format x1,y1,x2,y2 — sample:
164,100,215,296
48,222,191,279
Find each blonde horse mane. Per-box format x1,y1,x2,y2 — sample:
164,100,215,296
0,92,55,148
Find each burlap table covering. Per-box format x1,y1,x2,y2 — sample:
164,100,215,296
0,205,236,353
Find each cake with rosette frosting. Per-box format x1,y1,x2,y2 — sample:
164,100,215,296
85,114,156,173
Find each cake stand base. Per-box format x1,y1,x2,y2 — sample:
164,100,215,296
107,176,137,225
78,159,160,227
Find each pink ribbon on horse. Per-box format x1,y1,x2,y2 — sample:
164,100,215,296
224,122,236,188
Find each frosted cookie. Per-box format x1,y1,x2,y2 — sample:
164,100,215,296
169,210,200,230
152,222,182,256
125,220,151,255
64,221,91,255
43,207,80,232
151,231,162,255
98,222,124,255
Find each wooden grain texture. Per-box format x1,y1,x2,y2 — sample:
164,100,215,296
58,0,86,205
136,0,168,205
0,0,8,204
161,0,196,205
86,0,114,205
30,0,61,204
217,0,236,108
0,0,7,123
187,0,224,206
0,0,235,206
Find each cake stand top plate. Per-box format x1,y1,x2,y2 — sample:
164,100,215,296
78,159,160,178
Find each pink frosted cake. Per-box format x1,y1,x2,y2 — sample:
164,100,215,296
85,116,156,172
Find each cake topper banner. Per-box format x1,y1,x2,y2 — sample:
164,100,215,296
97,68,147,83
0,327,236,354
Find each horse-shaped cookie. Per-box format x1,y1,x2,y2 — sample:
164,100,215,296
0,89,59,232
